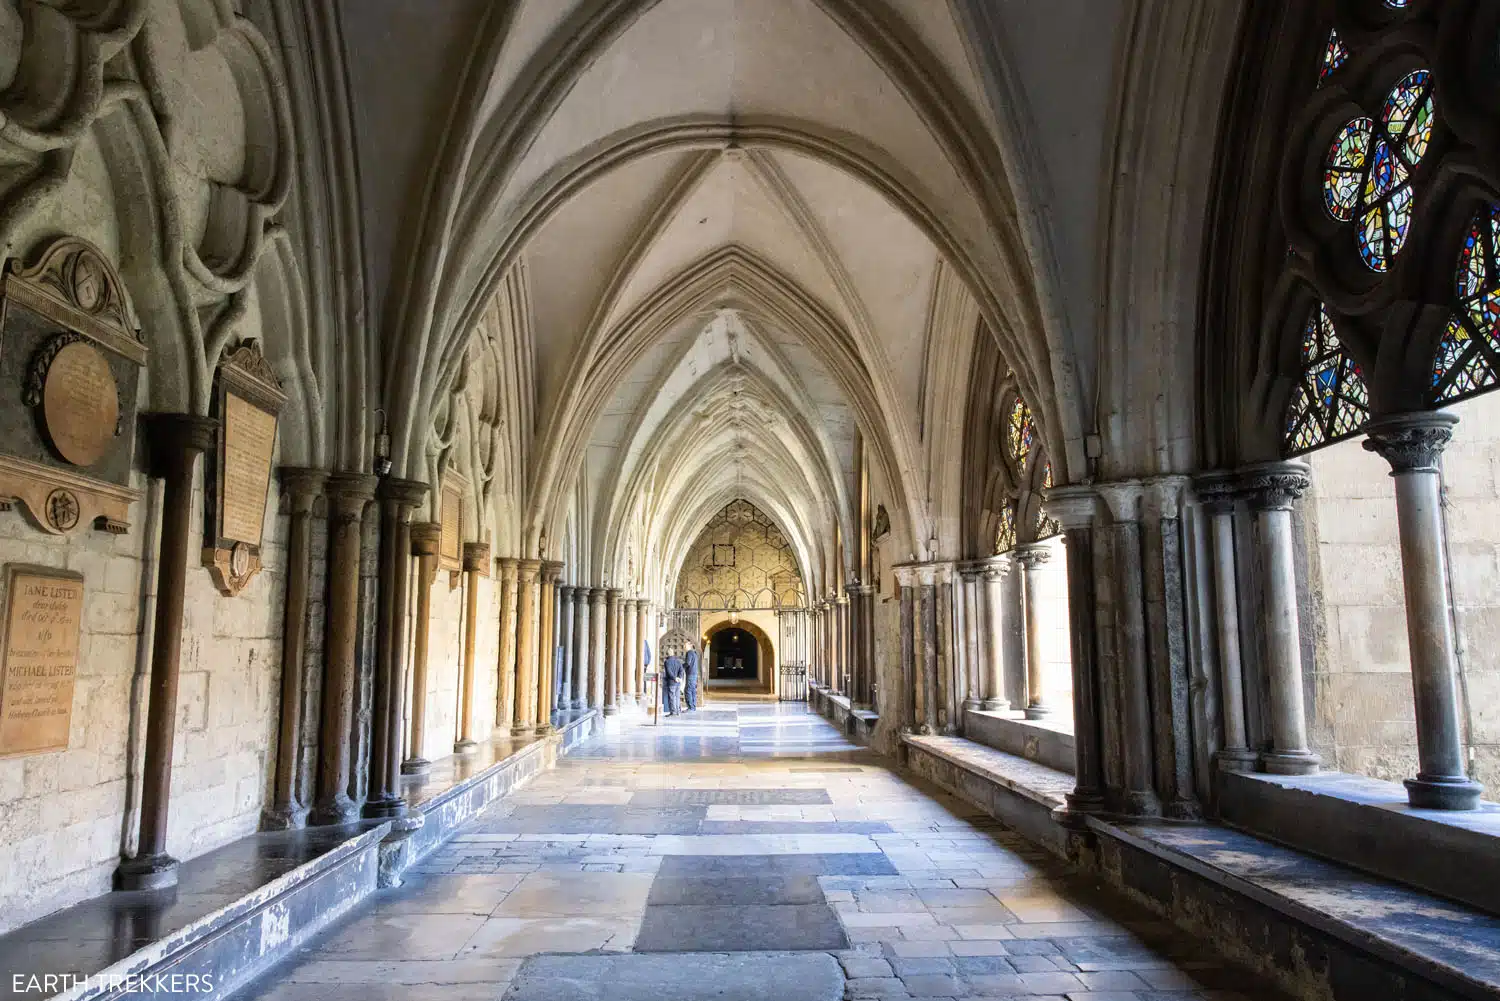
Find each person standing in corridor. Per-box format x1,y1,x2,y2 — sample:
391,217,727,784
683,646,700,712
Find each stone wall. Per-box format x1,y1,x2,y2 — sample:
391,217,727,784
1302,392,1500,791
675,499,805,609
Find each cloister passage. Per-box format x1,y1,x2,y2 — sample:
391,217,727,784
241,705,1293,1001
2,3,1500,1001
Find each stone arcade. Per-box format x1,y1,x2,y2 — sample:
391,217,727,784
0,2,1497,1000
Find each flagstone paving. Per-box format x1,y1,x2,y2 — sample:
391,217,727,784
243,703,1292,1001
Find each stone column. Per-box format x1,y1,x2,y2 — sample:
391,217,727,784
309,473,376,827
1197,477,1256,773
494,558,519,731
590,588,607,709
456,542,490,749
1239,461,1320,776
511,559,542,735
895,568,917,731
1099,483,1164,815
366,477,427,819
264,467,327,830
960,567,982,712
624,597,640,705
635,599,649,699
604,588,622,714
402,523,441,771
536,561,563,734
1046,486,1107,819
573,587,591,709
835,592,850,695
558,585,576,712
117,414,217,889
1014,544,1052,720
980,561,1009,711
916,567,939,734
1364,413,1483,809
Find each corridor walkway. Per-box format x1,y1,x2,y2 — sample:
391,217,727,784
245,705,1287,1001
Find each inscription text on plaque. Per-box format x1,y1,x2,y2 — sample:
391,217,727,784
0,567,83,757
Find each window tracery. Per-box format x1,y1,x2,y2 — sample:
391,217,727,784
1432,204,1500,402
1285,303,1371,453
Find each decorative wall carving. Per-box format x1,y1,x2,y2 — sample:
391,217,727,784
675,499,804,609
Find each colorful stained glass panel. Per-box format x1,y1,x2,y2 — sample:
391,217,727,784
1433,205,1500,403
1320,29,1349,85
1284,304,1370,454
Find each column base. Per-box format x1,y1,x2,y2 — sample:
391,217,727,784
1213,748,1258,774
1405,773,1483,811
961,698,981,712
510,724,534,737
1062,787,1106,823
115,852,179,891
1260,749,1320,776
534,723,555,736
402,756,434,774
1117,788,1162,818
1024,703,1052,721
260,804,309,831
308,796,362,828
362,794,408,820
452,740,479,756
602,704,619,717
571,698,585,710
980,698,1009,712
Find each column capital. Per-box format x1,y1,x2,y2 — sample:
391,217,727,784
1363,411,1458,474
496,555,520,582
1042,484,1102,530
979,556,1010,582
516,557,543,582
376,476,429,511
1237,460,1312,511
325,471,378,522
1194,471,1241,514
462,541,491,572
559,584,575,600
1012,543,1052,569
410,522,442,556
277,466,328,516
140,412,219,476
606,587,623,603
590,586,607,605
543,560,566,581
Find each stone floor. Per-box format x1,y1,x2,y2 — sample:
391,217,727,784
243,702,1292,1001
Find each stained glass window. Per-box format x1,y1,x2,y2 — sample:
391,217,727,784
1319,29,1349,85
1431,204,1500,402
1321,70,1434,272
1042,461,1054,490
994,504,1016,555
1284,303,1370,453
1007,397,1035,468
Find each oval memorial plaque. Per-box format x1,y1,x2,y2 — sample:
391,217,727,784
42,340,118,466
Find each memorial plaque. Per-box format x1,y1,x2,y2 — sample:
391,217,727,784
221,392,277,543
40,339,119,467
440,479,464,587
0,567,83,757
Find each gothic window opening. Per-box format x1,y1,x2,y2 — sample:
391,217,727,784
1284,303,1371,453
1432,204,1500,402
1007,396,1035,470
994,503,1016,555
1321,70,1434,272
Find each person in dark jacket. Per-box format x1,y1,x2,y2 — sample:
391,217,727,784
662,654,684,716
683,647,700,712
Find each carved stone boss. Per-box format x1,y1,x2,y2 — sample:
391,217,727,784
0,566,84,757
0,237,147,535
202,340,286,596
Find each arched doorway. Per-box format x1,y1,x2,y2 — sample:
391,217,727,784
702,619,775,695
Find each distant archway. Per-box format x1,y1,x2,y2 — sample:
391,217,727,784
702,618,774,694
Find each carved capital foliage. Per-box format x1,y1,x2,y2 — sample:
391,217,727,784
1237,460,1312,512
1194,471,1240,515
1362,412,1457,475
1012,544,1051,570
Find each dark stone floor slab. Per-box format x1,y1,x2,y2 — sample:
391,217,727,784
632,903,849,952
657,853,897,878
629,788,832,806
478,805,705,834
696,821,892,835
503,952,844,1000
646,875,825,906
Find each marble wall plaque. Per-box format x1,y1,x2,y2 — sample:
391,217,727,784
40,339,119,467
0,567,83,757
221,391,277,543
440,480,462,567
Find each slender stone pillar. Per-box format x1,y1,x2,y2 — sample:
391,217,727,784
1045,486,1108,819
536,562,562,734
833,593,848,696
1197,477,1256,773
980,562,1009,711
401,523,441,771
365,478,427,819
558,586,575,712
494,558,519,731
117,414,217,889
635,600,649,699
1014,544,1052,720
1099,483,1164,815
624,597,639,705
1239,461,1319,776
895,568,917,731
263,467,327,830
511,559,542,735
456,542,490,750
604,589,622,714
590,588,607,709
308,473,376,827
573,587,591,709
1364,413,1483,809
960,568,981,712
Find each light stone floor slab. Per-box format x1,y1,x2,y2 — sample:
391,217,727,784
242,701,1294,1001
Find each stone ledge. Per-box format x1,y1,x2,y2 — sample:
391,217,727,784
1218,769,1500,917
808,685,877,744
962,708,1076,774
899,733,1073,857
1093,818,1500,1001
